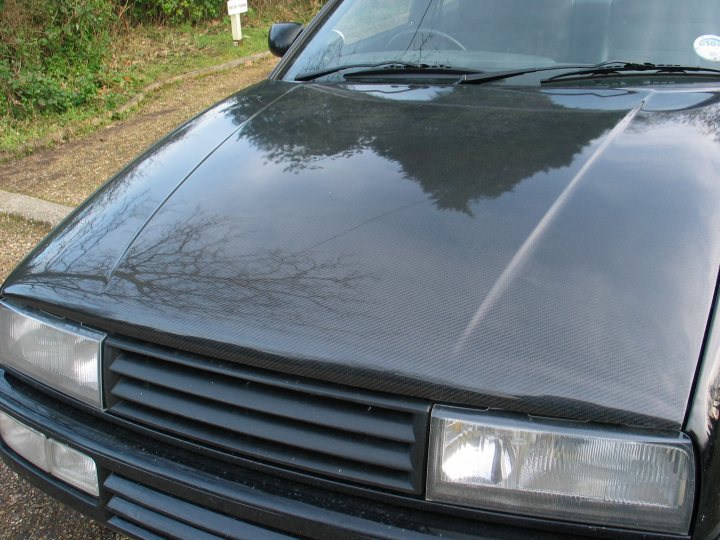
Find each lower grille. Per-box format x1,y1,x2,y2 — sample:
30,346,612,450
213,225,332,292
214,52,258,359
104,337,430,494
105,474,295,540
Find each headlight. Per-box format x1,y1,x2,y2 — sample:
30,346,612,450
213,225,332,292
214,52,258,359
0,302,105,408
428,406,695,535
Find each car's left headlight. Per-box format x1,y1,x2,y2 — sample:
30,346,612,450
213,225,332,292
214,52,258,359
0,302,105,408
428,406,696,535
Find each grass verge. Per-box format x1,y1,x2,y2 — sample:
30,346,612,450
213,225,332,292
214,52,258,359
0,6,315,157
0,56,276,206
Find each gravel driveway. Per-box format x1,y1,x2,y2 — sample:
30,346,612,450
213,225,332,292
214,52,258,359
0,56,275,539
0,214,121,540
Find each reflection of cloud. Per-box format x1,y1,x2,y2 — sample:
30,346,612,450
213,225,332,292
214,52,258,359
546,88,645,110
348,84,455,102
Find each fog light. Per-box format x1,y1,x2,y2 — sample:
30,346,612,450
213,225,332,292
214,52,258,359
47,439,99,496
428,406,695,535
0,411,98,496
0,410,48,472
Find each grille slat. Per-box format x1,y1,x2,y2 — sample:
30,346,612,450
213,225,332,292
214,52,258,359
105,338,429,494
106,475,293,540
108,517,166,540
108,498,224,540
107,338,423,412
109,400,416,492
111,354,417,443
111,378,413,471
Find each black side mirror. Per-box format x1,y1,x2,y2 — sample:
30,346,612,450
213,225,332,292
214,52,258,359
269,23,304,57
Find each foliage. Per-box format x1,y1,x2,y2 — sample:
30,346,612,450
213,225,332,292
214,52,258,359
248,0,326,23
122,0,226,25
0,0,325,148
0,0,115,118
121,0,325,25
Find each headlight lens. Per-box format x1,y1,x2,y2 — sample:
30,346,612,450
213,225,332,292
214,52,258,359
0,302,105,408
428,406,695,535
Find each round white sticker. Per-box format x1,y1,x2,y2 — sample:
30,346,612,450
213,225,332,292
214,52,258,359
694,35,720,62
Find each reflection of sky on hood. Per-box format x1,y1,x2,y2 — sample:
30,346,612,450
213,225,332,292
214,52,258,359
642,90,718,111
546,87,720,112
545,88,646,110
344,84,455,102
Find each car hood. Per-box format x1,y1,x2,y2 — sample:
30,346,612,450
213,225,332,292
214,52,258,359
5,80,720,429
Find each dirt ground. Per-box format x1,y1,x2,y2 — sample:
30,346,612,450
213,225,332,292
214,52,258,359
0,214,121,540
0,55,274,539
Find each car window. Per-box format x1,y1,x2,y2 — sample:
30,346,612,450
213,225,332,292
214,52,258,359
334,0,414,44
283,0,720,84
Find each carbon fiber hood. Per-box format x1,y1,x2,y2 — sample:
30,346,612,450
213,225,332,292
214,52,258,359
5,80,720,429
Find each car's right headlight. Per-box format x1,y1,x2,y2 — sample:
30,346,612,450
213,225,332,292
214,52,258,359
428,406,696,535
0,302,105,408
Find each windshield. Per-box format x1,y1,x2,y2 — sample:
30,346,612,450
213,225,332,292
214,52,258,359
283,0,720,83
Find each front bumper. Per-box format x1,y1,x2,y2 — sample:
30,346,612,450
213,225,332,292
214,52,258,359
0,369,691,540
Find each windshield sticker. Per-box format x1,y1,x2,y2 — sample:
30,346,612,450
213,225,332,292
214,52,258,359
694,35,720,62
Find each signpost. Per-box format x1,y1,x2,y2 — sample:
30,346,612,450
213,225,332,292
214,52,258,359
227,0,249,43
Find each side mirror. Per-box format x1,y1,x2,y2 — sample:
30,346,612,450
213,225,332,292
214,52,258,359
269,23,304,58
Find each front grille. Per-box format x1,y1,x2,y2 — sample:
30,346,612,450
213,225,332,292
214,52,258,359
104,337,430,494
105,474,295,540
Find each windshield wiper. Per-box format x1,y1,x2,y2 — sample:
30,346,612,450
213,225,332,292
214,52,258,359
458,61,720,86
295,62,481,82
343,64,482,80
458,64,595,85
541,62,720,84
296,62,428,82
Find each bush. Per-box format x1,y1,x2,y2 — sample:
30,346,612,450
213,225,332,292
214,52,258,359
0,0,326,120
249,0,326,23
122,0,226,25
121,0,325,25
1,0,115,118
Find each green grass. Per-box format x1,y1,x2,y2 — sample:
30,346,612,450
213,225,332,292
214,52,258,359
0,7,313,157
106,19,272,89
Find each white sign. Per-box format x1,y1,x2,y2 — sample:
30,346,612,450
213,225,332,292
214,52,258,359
227,0,248,16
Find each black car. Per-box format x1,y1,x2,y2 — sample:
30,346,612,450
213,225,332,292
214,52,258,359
2,0,720,538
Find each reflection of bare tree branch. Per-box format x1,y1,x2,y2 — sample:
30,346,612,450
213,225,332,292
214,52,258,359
22,114,202,281
123,217,367,314
20,209,373,337
24,181,154,284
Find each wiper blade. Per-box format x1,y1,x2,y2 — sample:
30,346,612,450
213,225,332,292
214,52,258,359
343,65,482,80
295,62,427,82
459,61,720,86
541,62,720,83
459,64,595,85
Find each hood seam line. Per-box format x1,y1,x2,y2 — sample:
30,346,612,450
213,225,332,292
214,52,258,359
103,85,301,285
